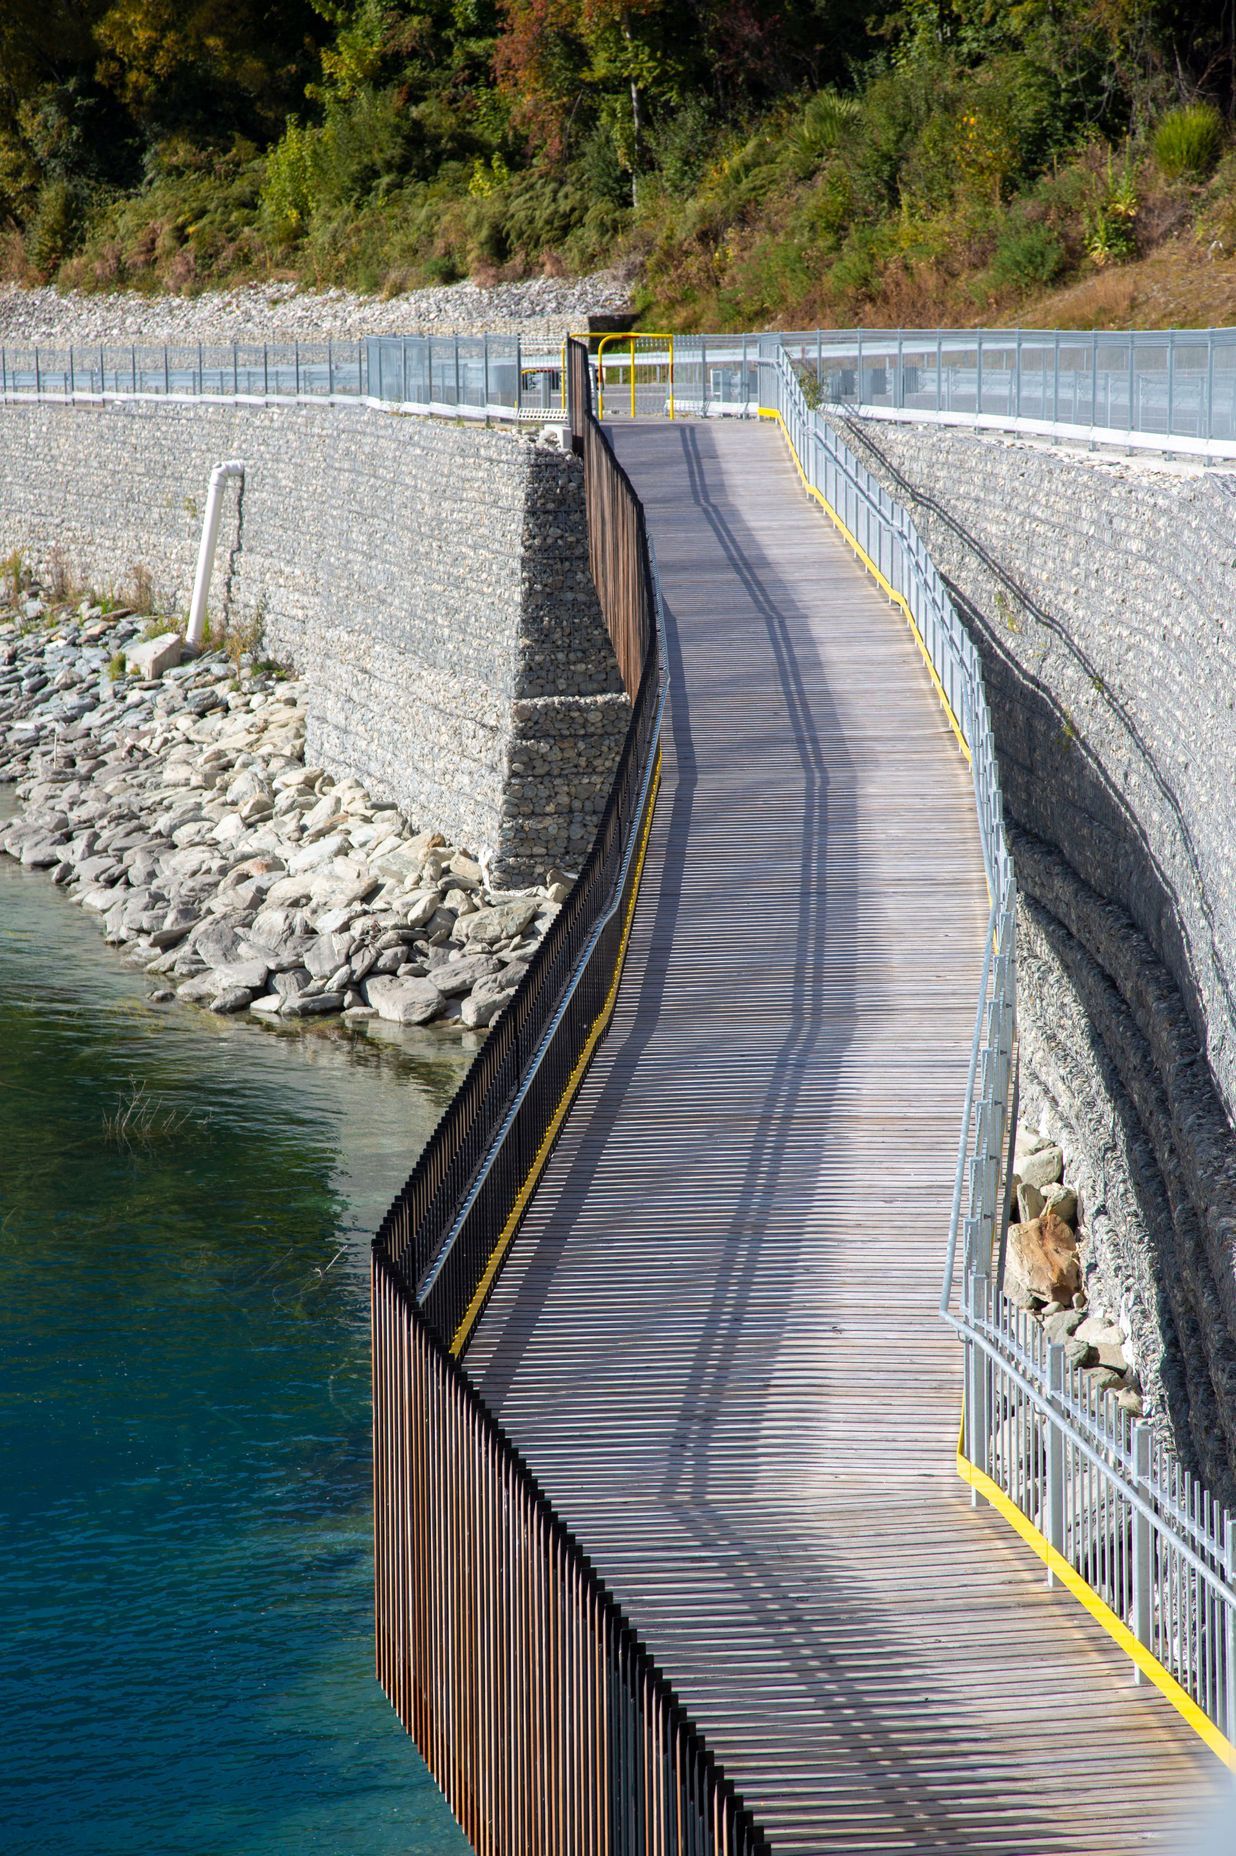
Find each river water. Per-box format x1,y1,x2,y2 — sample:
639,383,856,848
0,806,472,1854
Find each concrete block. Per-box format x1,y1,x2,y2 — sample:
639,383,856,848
125,631,183,678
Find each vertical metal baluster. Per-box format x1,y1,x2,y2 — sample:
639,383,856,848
1045,1346,1065,1584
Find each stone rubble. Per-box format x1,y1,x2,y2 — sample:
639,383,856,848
0,269,636,350
1005,1124,1145,1420
0,587,572,1036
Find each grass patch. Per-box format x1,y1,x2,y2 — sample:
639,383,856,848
1154,104,1223,183
103,1079,195,1150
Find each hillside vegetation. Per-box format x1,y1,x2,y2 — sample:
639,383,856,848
5,2,1236,329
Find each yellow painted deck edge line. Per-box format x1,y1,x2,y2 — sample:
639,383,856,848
758,405,972,766
449,749,662,1357
957,1434,1236,1769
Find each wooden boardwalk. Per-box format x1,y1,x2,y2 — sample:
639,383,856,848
466,422,1222,1851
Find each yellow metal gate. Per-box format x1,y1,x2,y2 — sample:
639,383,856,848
594,333,676,420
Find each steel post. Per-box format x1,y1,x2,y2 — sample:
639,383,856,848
1226,1516,1236,1741
1130,1423,1153,1682
1053,333,1060,425
1045,1345,1066,1584
1167,335,1175,435
1207,331,1216,441
964,1271,990,1504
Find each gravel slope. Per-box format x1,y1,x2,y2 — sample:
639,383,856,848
0,269,635,348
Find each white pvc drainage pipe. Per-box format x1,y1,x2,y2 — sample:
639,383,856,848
186,460,246,648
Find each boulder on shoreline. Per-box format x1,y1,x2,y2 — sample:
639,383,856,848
0,590,572,1042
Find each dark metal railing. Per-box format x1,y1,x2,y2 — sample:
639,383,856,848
371,339,769,1854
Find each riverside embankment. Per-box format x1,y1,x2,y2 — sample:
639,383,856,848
0,396,628,883
0,595,568,1031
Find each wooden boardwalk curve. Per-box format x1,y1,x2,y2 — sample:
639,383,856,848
466,421,1222,1851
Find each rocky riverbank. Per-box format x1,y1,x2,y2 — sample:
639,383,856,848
1006,1123,1144,1421
0,270,635,349
0,589,567,1035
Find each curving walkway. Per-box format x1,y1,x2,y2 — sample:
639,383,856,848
465,421,1221,1850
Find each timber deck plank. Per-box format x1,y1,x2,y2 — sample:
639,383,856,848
465,421,1222,1851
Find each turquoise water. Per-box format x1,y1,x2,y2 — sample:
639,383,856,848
0,811,473,1855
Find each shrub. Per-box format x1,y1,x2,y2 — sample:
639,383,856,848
988,221,1064,290
128,563,155,615
1084,158,1138,266
26,177,88,276
788,91,861,179
2,549,26,606
1154,103,1224,181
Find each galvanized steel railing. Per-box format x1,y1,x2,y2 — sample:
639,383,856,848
0,335,566,419
15,325,1236,457
756,343,1236,1764
783,326,1236,457
962,1274,1236,1757
0,340,369,402
591,327,1236,458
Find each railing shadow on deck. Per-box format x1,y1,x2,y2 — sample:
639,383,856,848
371,340,772,1855
463,420,1075,1853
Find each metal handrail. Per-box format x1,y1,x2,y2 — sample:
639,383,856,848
757,341,1236,1761
16,325,1236,456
